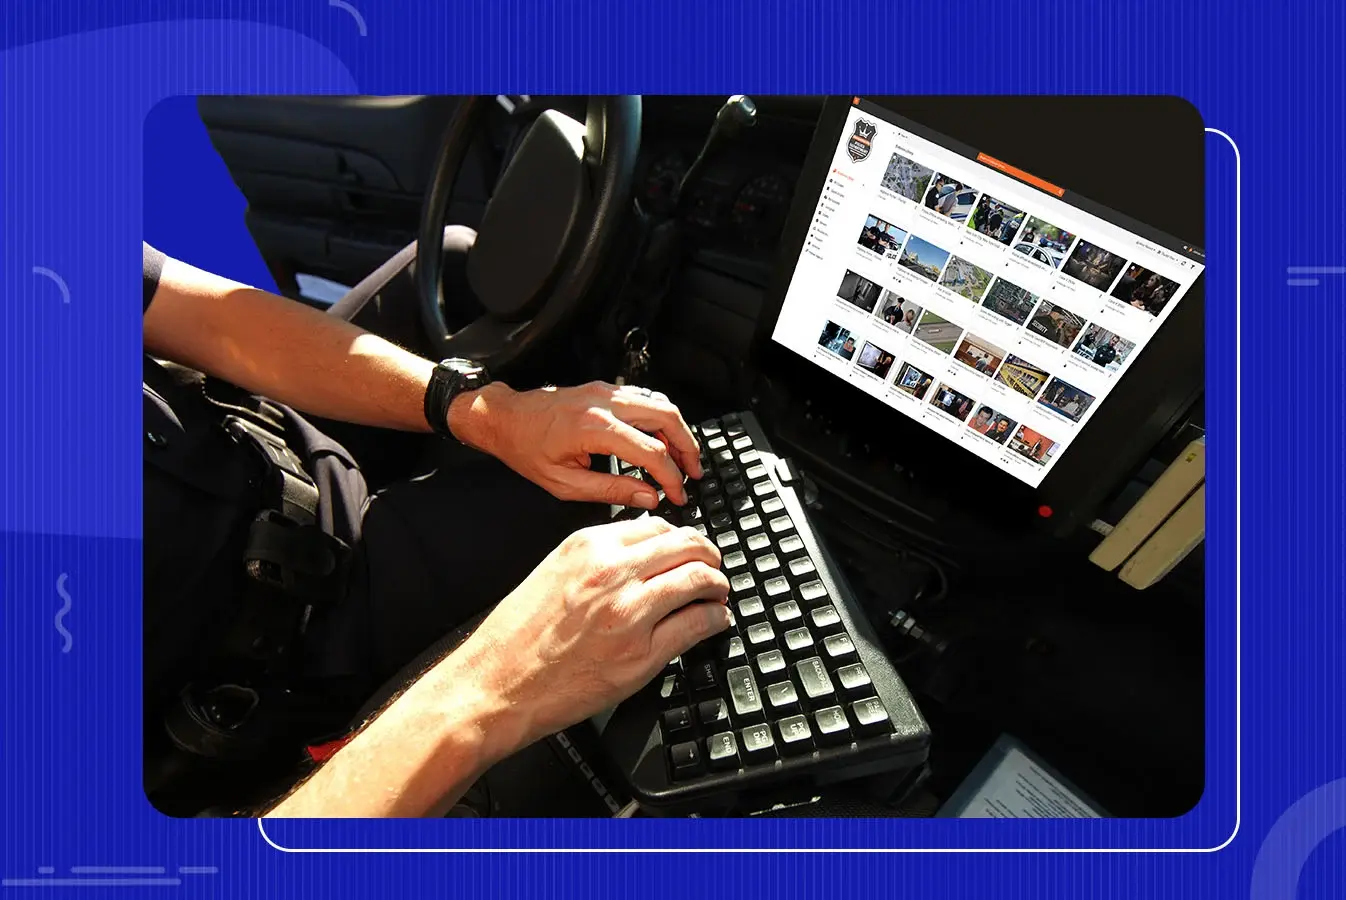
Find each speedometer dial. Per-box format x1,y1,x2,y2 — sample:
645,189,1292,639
730,172,793,245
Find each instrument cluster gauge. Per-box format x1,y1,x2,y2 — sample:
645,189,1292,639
731,172,794,245
642,150,690,216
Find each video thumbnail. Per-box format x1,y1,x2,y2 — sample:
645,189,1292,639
912,310,963,354
895,362,935,400
923,173,979,222
1111,263,1181,316
1062,239,1128,290
1038,377,1097,423
982,278,1039,325
1009,425,1058,465
954,334,1007,376
994,354,1051,399
1072,324,1136,372
856,341,897,379
1015,216,1076,270
880,151,934,202
967,404,1016,444
1027,300,1086,348
898,234,951,281
818,320,857,361
968,195,1026,245
837,269,883,313
857,214,908,259
938,256,994,301
876,291,923,333
930,383,975,422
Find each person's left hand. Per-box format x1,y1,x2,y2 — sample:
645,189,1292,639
449,381,703,508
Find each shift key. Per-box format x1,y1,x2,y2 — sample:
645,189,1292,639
726,665,764,720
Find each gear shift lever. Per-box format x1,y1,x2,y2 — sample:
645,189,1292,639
673,94,758,215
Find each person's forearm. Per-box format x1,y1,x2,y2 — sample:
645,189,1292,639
265,643,527,818
143,256,505,434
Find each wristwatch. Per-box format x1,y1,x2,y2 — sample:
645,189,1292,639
423,357,492,441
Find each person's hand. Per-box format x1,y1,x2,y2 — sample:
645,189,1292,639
449,516,732,754
450,381,703,508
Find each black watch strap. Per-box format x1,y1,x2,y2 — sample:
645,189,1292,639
424,358,490,441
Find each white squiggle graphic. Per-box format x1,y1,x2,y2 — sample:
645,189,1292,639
55,573,72,653
328,0,368,36
32,266,71,304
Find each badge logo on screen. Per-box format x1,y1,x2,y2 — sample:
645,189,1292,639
847,119,876,162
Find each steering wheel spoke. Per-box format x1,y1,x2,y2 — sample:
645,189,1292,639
416,96,641,372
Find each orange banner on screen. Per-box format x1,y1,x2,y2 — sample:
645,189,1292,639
976,153,1065,197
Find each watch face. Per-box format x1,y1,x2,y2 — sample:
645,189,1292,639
444,358,488,384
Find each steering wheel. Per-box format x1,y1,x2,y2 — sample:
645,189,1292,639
416,97,641,372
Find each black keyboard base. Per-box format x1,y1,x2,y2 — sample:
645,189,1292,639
596,410,931,815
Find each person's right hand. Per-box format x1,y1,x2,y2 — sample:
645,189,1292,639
449,516,732,756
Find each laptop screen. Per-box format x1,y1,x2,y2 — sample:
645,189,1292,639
769,98,1206,488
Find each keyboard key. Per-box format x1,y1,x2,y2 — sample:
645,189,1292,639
662,706,692,735
836,663,873,698
719,635,746,663
737,595,766,620
692,523,708,537
798,580,828,603
732,435,753,451
738,448,761,464
725,423,746,438
716,461,742,482
725,479,748,498
730,495,755,515
783,627,815,658
787,556,817,578
669,740,704,779
821,633,858,665
698,698,730,729
754,553,780,574
706,436,727,451
755,649,786,677
746,532,772,552
766,680,800,715
795,657,836,703
754,480,778,497
699,421,722,438
722,550,747,571
850,697,892,736
738,513,764,533
688,659,718,693
729,572,756,595
715,449,735,466
680,505,705,525
705,495,726,514
726,666,763,719
745,621,775,647
659,673,684,702
709,512,733,532
744,463,769,482
776,715,814,755
763,576,791,597
740,723,775,762
716,529,741,549
707,731,740,770
759,495,784,515
809,605,843,633
777,533,804,555
772,599,803,625
768,515,793,534
813,706,852,746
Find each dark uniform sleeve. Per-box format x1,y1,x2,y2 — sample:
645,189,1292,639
143,242,166,313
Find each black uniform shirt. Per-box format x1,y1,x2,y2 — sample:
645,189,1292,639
141,244,371,712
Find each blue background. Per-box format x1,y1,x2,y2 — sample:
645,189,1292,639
0,0,1340,896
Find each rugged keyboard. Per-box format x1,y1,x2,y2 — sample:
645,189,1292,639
596,410,930,815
